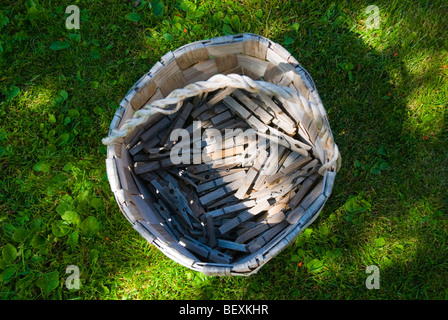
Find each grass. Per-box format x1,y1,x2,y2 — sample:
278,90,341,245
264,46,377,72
0,0,447,300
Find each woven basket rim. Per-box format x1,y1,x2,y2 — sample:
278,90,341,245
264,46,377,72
104,33,340,276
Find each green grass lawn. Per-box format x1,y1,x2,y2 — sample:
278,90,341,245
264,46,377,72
0,0,447,300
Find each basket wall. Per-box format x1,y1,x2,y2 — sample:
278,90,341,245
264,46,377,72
105,33,338,276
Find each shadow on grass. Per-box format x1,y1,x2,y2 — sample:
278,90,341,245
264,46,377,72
1,0,447,300
79,0,447,300
185,0,448,300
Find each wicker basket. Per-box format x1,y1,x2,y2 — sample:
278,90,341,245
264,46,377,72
102,33,341,276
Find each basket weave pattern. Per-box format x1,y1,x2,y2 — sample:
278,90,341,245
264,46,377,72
103,34,340,276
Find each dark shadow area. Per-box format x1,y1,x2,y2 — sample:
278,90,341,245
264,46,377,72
190,0,448,299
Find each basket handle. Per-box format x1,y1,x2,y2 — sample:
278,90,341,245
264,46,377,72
102,73,340,173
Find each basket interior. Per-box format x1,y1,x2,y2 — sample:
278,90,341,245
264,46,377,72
106,34,337,273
